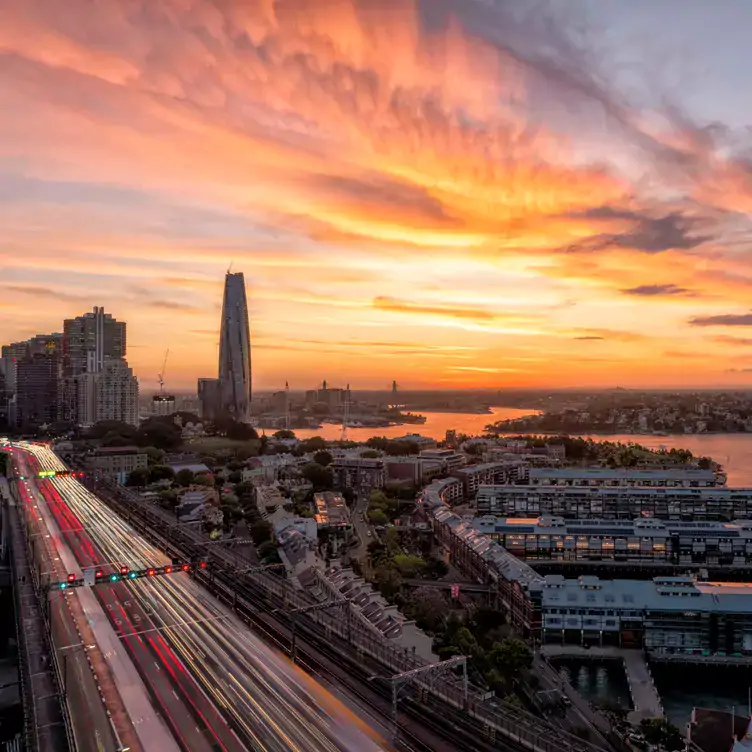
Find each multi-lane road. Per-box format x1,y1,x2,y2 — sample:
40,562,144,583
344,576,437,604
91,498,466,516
4,440,392,752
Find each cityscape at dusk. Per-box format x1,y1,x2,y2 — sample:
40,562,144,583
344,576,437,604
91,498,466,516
2,0,752,389
5,3,752,752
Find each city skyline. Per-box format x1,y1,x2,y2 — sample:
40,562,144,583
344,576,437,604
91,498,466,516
3,1,752,390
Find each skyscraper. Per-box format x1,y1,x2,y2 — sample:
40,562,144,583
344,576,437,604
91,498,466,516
217,272,252,421
63,306,126,377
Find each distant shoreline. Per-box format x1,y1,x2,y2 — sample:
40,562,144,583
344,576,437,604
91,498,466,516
488,428,752,437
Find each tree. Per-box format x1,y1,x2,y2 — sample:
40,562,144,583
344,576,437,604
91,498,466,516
313,450,333,467
228,470,243,484
360,449,380,458
405,587,449,632
88,420,138,441
257,540,278,559
233,482,254,498
299,436,327,453
149,465,175,483
250,519,274,546
143,446,166,465
125,467,151,487
175,468,195,487
367,508,388,525
373,566,402,599
301,462,333,490
225,420,259,442
138,421,183,451
489,639,532,687
392,554,426,578
193,474,214,487
341,487,355,505
273,430,296,440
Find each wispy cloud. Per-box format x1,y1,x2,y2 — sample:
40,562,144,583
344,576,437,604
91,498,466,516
622,284,695,297
689,312,752,327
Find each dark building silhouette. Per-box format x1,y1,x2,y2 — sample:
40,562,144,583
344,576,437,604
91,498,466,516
218,272,252,421
16,335,62,427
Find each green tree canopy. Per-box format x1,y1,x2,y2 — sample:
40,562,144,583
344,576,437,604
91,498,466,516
149,465,175,482
250,519,274,546
489,639,532,686
273,430,296,440
313,450,333,467
125,467,151,487
175,468,195,487
301,462,333,490
300,436,328,453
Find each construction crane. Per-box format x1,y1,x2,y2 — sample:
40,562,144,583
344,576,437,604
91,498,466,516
157,348,170,394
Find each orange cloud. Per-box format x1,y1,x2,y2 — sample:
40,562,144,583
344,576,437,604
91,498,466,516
1,0,752,389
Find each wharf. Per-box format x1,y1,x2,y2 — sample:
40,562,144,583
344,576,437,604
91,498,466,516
542,645,663,724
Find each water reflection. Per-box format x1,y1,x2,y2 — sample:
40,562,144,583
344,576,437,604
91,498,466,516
555,660,632,710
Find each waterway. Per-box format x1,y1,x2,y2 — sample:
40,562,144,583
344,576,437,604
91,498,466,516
293,408,752,487
291,407,533,443
561,659,752,730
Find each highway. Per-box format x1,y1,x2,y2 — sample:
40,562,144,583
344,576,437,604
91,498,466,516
4,441,393,752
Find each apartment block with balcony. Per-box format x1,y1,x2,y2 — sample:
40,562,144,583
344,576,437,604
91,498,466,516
529,467,722,488
451,461,528,500
332,457,386,495
475,484,752,521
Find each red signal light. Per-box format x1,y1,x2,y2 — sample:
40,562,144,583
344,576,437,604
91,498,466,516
147,568,156,577
181,564,190,572
95,570,103,579
164,565,173,574
67,573,76,583
199,561,207,569
120,566,128,575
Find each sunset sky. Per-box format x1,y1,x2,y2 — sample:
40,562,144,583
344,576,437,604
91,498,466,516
2,0,752,391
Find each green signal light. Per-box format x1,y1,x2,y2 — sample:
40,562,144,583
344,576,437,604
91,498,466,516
109,574,119,582
128,572,137,580
59,583,67,590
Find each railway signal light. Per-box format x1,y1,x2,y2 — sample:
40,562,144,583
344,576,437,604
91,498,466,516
95,570,103,579
120,566,128,576
181,564,190,572
164,565,172,574
199,561,207,569
67,573,76,583
110,574,119,582
128,571,138,580
147,568,156,577
59,582,67,590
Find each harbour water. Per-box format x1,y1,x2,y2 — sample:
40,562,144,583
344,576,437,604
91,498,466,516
293,408,752,487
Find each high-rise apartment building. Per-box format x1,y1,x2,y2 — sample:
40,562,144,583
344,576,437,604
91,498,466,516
217,272,252,421
15,339,62,427
63,306,126,377
96,359,139,426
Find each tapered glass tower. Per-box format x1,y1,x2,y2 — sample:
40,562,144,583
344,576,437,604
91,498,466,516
218,272,252,421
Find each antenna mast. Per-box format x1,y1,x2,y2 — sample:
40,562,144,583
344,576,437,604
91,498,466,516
285,381,291,431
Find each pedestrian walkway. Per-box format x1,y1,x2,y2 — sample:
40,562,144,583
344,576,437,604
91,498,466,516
541,645,663,723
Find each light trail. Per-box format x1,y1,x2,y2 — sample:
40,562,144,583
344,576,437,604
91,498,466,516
11,440,391,752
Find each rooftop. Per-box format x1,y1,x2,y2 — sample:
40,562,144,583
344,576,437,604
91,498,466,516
529,467,718,481
541,575,752,614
